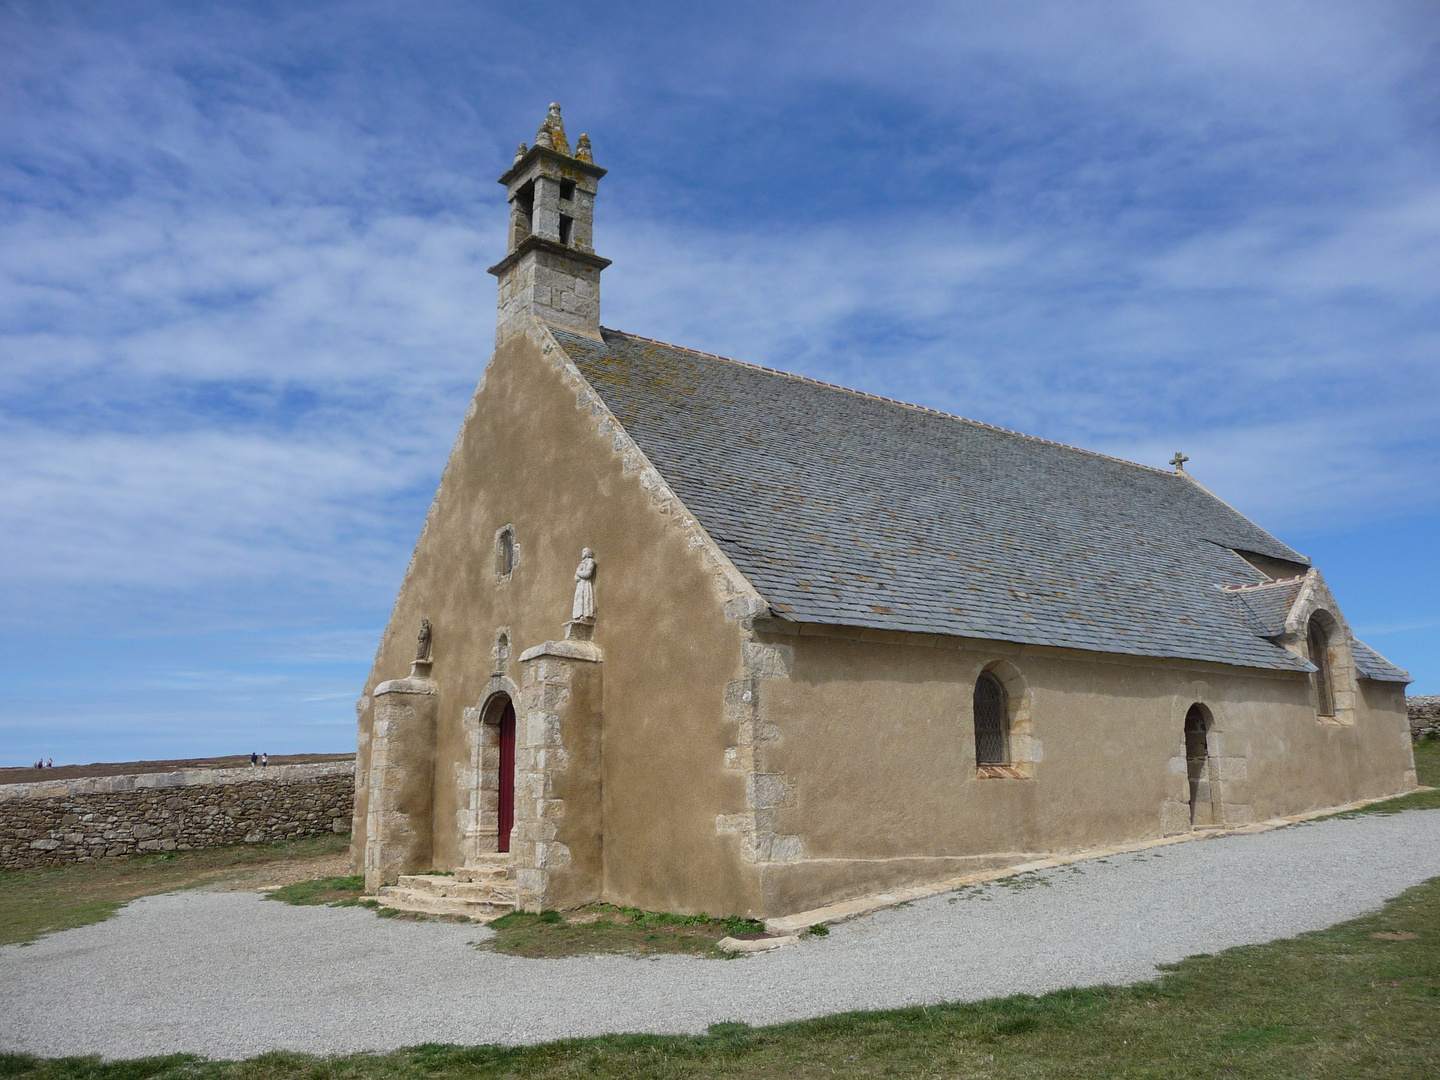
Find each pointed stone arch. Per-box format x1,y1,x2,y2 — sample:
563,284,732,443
1284,571,1357,725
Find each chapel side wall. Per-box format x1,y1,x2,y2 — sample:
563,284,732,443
352,327,755,913
1240,675,1415,816
751,629,1413,913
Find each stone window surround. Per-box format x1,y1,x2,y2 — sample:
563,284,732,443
494,524,519,583
969,659,1039,780
1303,609,1354,725
1282,573,1357,727
1161,683,1252,833
1183,701,1218,825
492,626,512,676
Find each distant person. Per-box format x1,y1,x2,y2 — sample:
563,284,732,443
251,751,258,766
261,752,269,767
46,758,52,768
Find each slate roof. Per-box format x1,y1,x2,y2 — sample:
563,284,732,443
1220,578,1411,684
1351,640,1412,683
555,327,1406,679
1225,578,1307,638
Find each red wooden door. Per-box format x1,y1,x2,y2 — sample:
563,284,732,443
498,699,516,853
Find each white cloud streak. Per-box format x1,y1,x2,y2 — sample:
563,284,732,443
2,0,1438,755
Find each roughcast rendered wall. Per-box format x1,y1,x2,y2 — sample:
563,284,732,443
745,624,1415,915
352,326,761,915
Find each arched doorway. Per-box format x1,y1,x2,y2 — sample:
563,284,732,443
1184,704,1213,827
481,692,517,855
496,696,516,853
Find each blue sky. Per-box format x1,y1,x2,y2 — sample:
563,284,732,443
2,1,1437,765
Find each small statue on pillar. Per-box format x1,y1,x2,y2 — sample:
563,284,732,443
566,548,597,640
410,617,434,677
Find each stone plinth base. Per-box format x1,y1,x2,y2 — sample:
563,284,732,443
513,639,603,911
364,662,437,893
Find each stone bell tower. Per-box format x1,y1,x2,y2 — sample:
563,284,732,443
488,103,610,345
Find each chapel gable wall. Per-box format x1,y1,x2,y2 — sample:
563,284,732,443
352,326,763,913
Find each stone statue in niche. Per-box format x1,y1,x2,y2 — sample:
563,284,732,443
572,549,597,622
416,618,432,663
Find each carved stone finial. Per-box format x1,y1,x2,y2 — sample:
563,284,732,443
576,133,593,164
514,141,528,163
1169,451,1190,473
571,547,596,622
539,102,571,157
416,618,432,662
530,103,573,157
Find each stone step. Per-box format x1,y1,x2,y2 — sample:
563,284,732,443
395,874,516,903
466,853,514,866
374,884,513,922
455,854,514,884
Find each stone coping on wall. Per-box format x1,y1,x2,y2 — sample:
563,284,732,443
0,760,355,803
517,639,602,662
764,785,1437,938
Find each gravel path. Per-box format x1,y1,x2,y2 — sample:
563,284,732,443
4,808,1440,1061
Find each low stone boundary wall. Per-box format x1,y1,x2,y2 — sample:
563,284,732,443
0,761,355,870
1410,696,1440,740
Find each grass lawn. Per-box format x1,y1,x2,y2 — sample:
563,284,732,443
265,876,769,957
481,906,768,958
264,875,367,907
2,741,1435,1076
0,832,351,947
3,870,1438,1078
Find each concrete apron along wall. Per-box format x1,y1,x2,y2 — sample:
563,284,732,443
0,761,355,870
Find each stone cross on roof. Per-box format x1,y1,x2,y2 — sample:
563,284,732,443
1170,451,1190,473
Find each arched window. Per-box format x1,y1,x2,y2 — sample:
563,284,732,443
1183,705,1211,825
495,525,515,580
973,671,1010,765
1307,617,1334,717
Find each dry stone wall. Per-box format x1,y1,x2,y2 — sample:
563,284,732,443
0,761,354,870
1410,696,1440,740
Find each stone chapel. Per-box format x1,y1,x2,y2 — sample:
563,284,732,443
350,104,1415,921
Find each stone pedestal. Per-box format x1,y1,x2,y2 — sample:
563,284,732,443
363,661,437,893
512,639,603,912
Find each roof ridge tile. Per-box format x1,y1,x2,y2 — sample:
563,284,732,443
1220,575,1309,592
599,327,1177,478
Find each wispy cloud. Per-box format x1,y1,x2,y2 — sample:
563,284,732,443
3,0,1438,759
